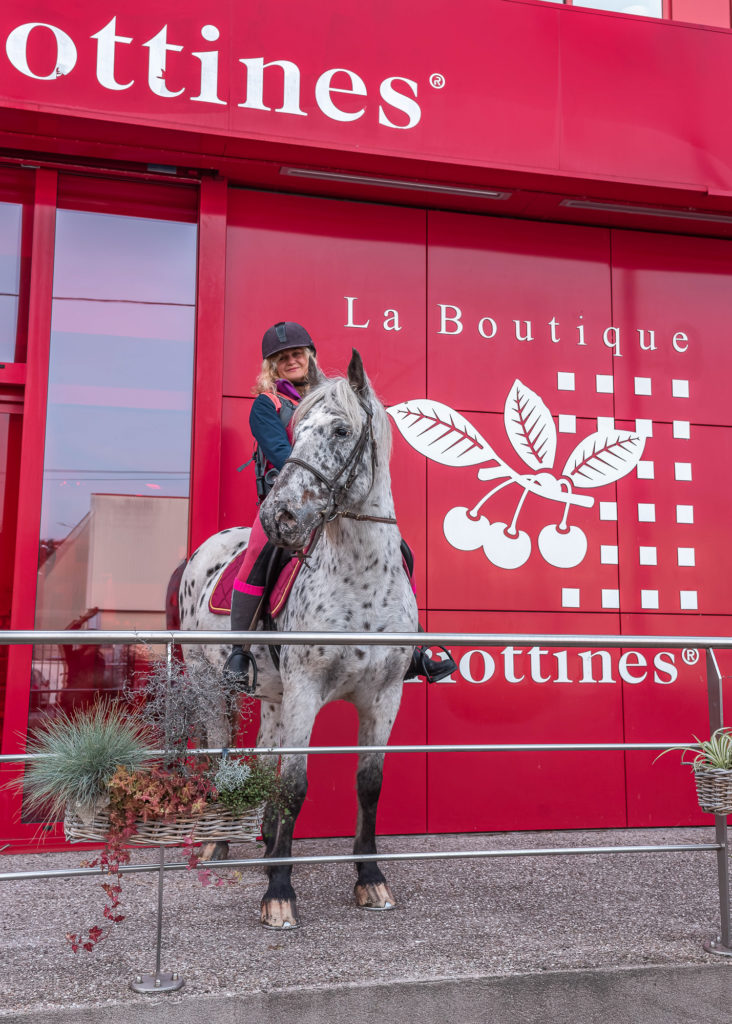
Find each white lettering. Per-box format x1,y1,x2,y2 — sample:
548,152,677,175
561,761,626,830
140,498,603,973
502,647,525,684
190,25,225,105
603,326,622,357
529,647,551,683
577,317,586,346
672,331,689,353
514,320,533,342
459,649,495,684
315,67,366,122
553,650,571,683
548,317,560,343
238,57,306,115
6,22,77,80
91,17,133,91
618,651,647,683
438,305,463,335
143,25,184,98
579,650,614,683
378,76,420,129
478,317,497,340
344,296,369,329
638,328,656,351
383,309,401,331
653,651,678,684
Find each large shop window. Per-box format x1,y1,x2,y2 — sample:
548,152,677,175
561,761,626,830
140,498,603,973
30,207,197,729
0,201,22,363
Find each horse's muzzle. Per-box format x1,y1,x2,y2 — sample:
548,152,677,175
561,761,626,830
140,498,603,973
260,500,317,549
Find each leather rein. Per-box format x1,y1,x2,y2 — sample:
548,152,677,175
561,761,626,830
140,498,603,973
282,394,397,557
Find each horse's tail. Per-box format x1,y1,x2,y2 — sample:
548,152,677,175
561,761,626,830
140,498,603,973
165,557,187,630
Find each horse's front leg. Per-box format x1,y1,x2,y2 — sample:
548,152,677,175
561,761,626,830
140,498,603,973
260,690,319,929
353,686,402,911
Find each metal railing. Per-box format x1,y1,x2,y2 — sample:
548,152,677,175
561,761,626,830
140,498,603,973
0,628,730,992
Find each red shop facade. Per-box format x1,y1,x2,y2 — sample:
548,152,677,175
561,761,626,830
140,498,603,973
2,0,732,849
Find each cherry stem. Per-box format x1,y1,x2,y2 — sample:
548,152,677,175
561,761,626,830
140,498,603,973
558,500,571,532
507,486,530,535
469,478,513,518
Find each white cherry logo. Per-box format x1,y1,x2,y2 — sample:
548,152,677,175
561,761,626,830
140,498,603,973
388,380,645,571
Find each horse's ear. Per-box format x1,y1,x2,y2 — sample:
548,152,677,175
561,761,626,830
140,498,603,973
306,355,326,389
347,348,367,395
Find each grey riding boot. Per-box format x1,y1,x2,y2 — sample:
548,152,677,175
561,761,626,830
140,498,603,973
223,588,260,688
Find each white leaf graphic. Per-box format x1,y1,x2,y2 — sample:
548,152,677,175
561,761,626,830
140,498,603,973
504,379,557,470
387,400,497,467
562,429,646,488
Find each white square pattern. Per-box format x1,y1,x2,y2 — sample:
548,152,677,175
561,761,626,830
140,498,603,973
596,416,614,433
672,379,689,398
680,591,698,610
673,421,690,439
638,503,656,522
676,505,694,524
602,590,619,609
634,377,652,396
637,461,654,480
599,502,618,521
557,372,575,391
558,414,576,433
600,545,619,564
596,374,614,394
677,547,695,567
635,419,653,438
675,462,692,481
641,590,659,610
639,546,657,566
562,588,580,608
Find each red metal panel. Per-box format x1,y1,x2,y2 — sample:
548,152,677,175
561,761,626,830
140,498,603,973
426,609,626,833
611,230,732,427
189,177,225,553
222,189,428,837
621,613,732,827
427,213,614,418
616,421,732,616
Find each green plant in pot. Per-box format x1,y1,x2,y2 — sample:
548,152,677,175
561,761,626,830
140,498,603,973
658,727,732,815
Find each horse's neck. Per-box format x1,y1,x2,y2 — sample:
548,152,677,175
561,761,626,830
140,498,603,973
323,465,400,559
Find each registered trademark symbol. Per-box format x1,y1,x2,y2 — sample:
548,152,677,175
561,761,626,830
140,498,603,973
429,73,446,89
682,648,699,665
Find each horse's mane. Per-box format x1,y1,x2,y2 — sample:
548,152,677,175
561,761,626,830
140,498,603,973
294,375,392,460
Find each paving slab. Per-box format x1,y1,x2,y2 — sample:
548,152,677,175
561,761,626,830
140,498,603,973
0,828,730,1022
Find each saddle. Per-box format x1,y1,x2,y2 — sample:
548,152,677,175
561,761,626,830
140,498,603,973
209,539,415,621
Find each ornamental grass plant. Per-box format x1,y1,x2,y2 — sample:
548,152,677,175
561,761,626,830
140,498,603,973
657,727,732,771
18,699,155,823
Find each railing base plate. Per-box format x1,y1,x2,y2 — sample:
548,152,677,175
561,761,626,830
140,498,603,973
704,936,732,958
130,971,185,994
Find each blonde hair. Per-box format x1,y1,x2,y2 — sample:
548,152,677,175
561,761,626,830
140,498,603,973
253,349,318,396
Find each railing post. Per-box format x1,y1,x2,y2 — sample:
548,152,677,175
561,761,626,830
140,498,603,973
130,642,185,993
703,647,732,957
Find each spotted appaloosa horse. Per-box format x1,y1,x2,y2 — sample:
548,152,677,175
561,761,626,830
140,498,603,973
179,351,418,928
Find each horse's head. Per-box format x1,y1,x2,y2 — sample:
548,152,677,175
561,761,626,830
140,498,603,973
260,349,392,550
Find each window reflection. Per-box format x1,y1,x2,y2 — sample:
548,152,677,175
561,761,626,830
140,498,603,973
572,0,662,15
0,202,22,362
30,209,197,730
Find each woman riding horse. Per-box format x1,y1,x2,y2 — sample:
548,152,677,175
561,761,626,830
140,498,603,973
224,320,455,687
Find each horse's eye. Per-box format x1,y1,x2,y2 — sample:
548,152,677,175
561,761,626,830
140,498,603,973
333,424,350,438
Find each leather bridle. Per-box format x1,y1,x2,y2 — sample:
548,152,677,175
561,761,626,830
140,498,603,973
281,393,397,555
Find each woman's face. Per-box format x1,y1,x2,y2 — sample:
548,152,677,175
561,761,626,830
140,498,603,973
275,346,309,383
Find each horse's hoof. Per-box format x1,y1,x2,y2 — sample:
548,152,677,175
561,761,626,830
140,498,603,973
261,898,300,929
354,882,396,911
198,841,229,862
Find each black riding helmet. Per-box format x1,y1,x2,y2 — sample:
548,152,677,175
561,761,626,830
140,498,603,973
262,321,316,360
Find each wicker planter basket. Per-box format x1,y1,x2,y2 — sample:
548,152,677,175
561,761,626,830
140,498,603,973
64,802,265,846
695,767,732,815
